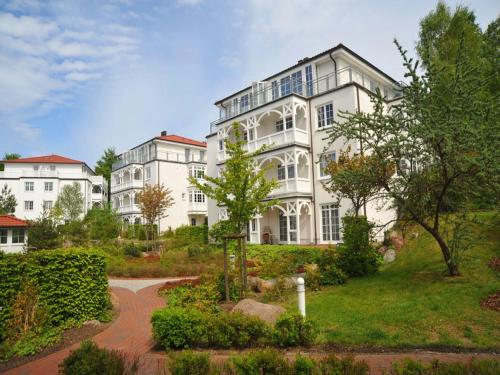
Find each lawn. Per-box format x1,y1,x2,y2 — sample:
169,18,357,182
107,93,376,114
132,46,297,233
288,211,500,349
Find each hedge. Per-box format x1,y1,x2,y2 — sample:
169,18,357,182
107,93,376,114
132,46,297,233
0,248,109,339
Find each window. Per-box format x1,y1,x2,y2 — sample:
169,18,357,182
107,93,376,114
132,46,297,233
50,165,56,171
251,219,257,232
285,116,293,129
275,119,284,132
279,211,287,242
240,94,250,112
277,165,286,180
305,65,313,96
145,167,151,180
43,201,53,210
44,182,53,191
317,103,334,128
0,229,7,244
289,215,297,242
191,165,205,180
248,129,254,141
185,149,191,162
319,151,336,177
291,70,302,95
287,164,295,179
191,218,196,226
271,80,278,100
33,165,39,171
276,116,292,132
24,201,33,211
232,98,239,115
280,76,291,96
199,150,205,161
25,181,34,191
12,228,25,244
321,204,340,241
218,139,224,151
190,190,205,203
370,80,378,93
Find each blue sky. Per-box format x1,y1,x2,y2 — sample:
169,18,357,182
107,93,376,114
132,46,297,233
0,0,498,167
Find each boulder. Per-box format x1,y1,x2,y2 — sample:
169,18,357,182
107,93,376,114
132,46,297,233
232,298,285,324
383,248,396,263
389,231,405,250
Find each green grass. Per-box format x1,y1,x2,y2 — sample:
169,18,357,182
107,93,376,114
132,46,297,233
287,211,500,349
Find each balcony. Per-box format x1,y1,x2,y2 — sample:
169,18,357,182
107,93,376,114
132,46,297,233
188,202,207,213
111,179,143,193
113,150,207,171
116,204,140,214
211,65,402,131
269,178,312,197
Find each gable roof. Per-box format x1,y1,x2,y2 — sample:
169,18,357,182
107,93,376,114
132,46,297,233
156,135,206,148
0,215,28,228
1,154,84,165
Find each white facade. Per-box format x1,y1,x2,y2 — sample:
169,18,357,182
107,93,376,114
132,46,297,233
110,133,208,231
207,44,400,244
0,217,28,254
0,156,107,221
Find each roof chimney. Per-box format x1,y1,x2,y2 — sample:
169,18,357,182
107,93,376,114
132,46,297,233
161,130,167,136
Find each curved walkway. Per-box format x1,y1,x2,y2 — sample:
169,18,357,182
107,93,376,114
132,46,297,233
5,277,186,375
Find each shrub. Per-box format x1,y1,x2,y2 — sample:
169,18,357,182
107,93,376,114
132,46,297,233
84,207,121,241
216,271,240,302
294,354,316,375
0,249,109,339
27,216,60,250
304,264,322,291
273,312,318,347
60,220,88,245
172,225,208,247
187,244,213,258
391,358,500,375
166,284,220,313
169,351,211,375
151,307,207,349
317,354,369,375
123,243,142,258
59,340,138,375
264,277,293,303
318,249,348,286
125,224,157,240
336,216,380,277
229,349,291,375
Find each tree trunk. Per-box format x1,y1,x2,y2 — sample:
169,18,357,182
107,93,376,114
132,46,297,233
431,229,460,276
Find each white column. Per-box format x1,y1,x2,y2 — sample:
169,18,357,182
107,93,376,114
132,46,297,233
296,201,301,245
297,277,306,317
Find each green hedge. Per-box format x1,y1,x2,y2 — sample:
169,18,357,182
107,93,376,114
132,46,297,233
171,225,208,246
0,249,109,339
125,224,158,240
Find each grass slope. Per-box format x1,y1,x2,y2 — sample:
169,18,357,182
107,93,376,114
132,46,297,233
295,211,499,349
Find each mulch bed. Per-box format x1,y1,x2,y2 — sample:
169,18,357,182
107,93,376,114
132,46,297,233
489,257,500,272
158,277,200,292
481,291,500,312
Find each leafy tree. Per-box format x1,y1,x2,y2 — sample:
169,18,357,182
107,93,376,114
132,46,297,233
84,205,121,241
27,210,60,249
53,182,84,222
0,153,20,172
323,148,392,217
136,184,174,240
325,37,498,276
95,148,119,201
0,184,17,214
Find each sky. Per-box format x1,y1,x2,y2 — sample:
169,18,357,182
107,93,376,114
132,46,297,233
0,0,498,167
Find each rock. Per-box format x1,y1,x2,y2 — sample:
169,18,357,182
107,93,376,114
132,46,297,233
232,298,285,324
84,320,101,327
256,278,276,293
383,248,396,263
389,231,405,250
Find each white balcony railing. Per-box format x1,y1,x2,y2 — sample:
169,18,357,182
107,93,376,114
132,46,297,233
188,202,207,213
116,204,140,214
269,178,312,196
110,179,143,193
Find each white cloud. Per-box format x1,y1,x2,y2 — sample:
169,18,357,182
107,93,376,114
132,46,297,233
0,12,58,39
176,0,204,6
10,122,41,140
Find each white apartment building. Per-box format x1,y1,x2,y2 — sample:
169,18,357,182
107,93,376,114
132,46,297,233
207,43,401,245
111,132,208,231
0,154,107,221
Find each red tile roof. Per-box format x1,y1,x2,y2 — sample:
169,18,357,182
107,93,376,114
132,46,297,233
1,154,84,164
156,135,206,148
0,215,28,227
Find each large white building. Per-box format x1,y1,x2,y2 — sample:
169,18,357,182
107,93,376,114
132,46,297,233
0,155,107,221
207,44,400,244
111,132,208,231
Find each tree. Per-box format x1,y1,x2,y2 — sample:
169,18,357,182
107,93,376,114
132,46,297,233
136,184,174,240
95,148,119,202
323,148,392,217
325,38,497,276
84,205,121,241
0,184,17,214
0,153,20,172
27,210,60,249
53,182,84,222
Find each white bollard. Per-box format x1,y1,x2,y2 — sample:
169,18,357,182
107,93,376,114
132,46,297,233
229,254,236,270
297,277,306,317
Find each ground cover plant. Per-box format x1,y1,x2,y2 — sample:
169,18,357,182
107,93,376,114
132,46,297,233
288,211,499,349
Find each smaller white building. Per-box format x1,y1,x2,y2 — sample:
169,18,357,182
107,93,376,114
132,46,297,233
0,154,107,221
0,215,28,253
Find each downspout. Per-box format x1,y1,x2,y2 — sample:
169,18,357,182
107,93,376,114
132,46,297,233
308,101,318,245
355,86,367,217
328,52,338,88
157,142,161,238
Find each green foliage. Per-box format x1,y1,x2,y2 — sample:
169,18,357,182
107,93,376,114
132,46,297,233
294,354,316,375
125,224,157,240
336,216,379,277
84,207,120,241
169,351,211,375
27,214,60,250
273,312,318,347
0,249,109,340
151,307,207,349
316,354,369,375
216,271,240,302
59,340,135,375
0,184,16,214
317,249,348,285
59,220,88,245
123,243,142,257
171,225,208,246
53,182,84,222
94,147,119,199
166,283,221,313
229,349,291,375
391,358,500,375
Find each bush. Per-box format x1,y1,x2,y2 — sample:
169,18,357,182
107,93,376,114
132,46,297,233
60,220,88,245
187,244,213,258
318,249,348,286
229,349,291,375
273,312,318,347
304,264,322,291
391,358,500,375
125,224,157,240
27,216,60,250
216,271,240,302
151,307,207,349
84,207,121,241
123,243,142,258
317,354,369,375
59,340,138,375
166,284,220,313
172,225,208,247
169,351,211,375
336,216,380,277
0,249,109,340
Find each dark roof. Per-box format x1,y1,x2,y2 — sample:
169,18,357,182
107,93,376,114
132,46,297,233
214,43,399,105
